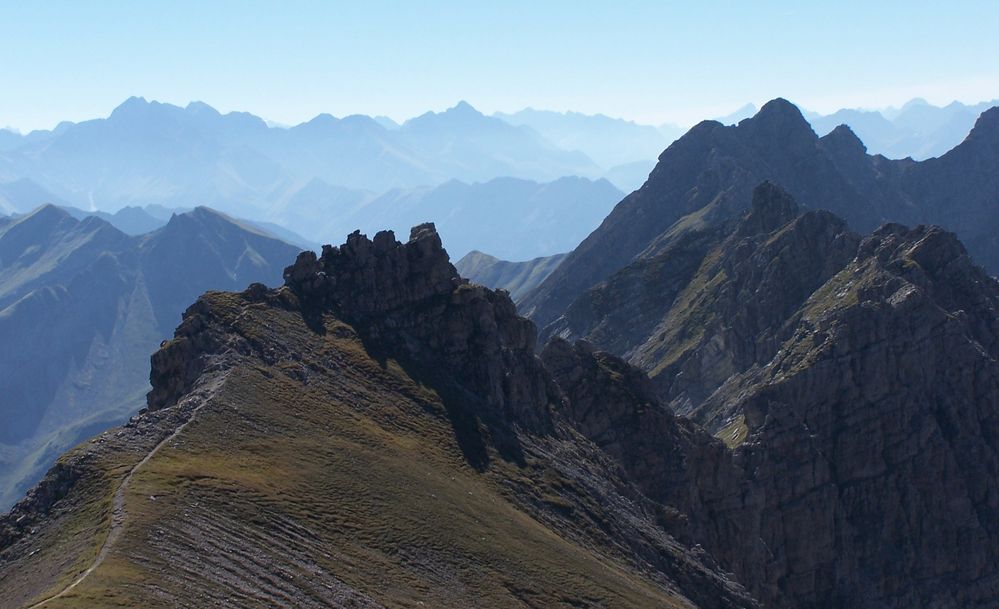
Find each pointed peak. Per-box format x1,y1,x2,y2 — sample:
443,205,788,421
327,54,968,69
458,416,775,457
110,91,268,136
26,203,74,223
8,204,77,234
109,96,154,119
303,113,339,128
449,100,480,114
185,101,221,117
116,95,149,108
755,98,807,121
821,124,868,155
738,98,816,144
902,97,931,109
738,181,800,236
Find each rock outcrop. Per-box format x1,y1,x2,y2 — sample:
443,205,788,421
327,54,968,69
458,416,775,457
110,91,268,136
710,221,999,608
281,223,557,432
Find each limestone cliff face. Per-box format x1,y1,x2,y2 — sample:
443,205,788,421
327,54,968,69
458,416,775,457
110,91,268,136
545,182,861,430
706,222,999,608
540,338,747,551
281,223,556,432
541,204,999,608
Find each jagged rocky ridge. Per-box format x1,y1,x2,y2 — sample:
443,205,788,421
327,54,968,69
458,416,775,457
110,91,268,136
3,215,999,608
542,182,999,607
2,224,757,608
546,182,861,427
521,99,999,330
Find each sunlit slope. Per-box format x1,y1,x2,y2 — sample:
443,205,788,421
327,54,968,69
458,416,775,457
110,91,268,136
1,290,735,608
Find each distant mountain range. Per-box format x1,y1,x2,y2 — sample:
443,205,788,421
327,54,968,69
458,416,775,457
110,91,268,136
493,108,685,169
0,205,301,509
0,98,600,217
325,176,622,261
455,250,567,300
2,97,993,220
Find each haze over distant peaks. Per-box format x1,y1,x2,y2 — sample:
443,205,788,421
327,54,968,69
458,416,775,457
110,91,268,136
0,205,301,510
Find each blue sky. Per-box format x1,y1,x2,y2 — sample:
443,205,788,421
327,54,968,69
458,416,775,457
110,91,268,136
2,0,997,131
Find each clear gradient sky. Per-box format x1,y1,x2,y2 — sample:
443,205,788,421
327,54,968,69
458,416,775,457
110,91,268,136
2,0,997,131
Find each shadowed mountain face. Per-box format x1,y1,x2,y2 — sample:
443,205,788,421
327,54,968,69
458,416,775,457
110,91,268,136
543,183,858,420
0,206,301,510
725,99,999,161
520,99,999,330
4,219,999,608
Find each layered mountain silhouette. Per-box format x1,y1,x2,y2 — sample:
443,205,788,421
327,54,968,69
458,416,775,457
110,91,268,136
494,108,685,169
719,98,998,160
262,175,620,260
348,176,621,260
0,206,300,509
3,213,999,607
0,178,68,215
521,98,999,330
0,98,600,216
808,97,999,159
455,250,567,300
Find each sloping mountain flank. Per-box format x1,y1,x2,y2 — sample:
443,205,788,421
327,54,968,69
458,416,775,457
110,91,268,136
520,98,999,330
0,205,300,510
455,249,567,301
543,182,859,421
3,219,999,608
0,225,756,609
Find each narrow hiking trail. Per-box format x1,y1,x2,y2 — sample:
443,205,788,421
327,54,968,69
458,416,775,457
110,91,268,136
24,385,218,609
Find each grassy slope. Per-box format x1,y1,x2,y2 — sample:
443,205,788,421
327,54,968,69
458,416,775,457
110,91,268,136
6,293,696,609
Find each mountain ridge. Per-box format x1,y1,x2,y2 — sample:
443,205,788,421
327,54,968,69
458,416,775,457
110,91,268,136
521,97,999,330
5,212,999,607
0,205,302,510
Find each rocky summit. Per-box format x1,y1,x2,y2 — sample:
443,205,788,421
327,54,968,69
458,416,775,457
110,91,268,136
3,215,999,608
520,99,999,331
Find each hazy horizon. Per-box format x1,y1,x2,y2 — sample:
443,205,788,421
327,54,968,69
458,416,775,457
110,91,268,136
3,94,997,136
3,1,997,132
